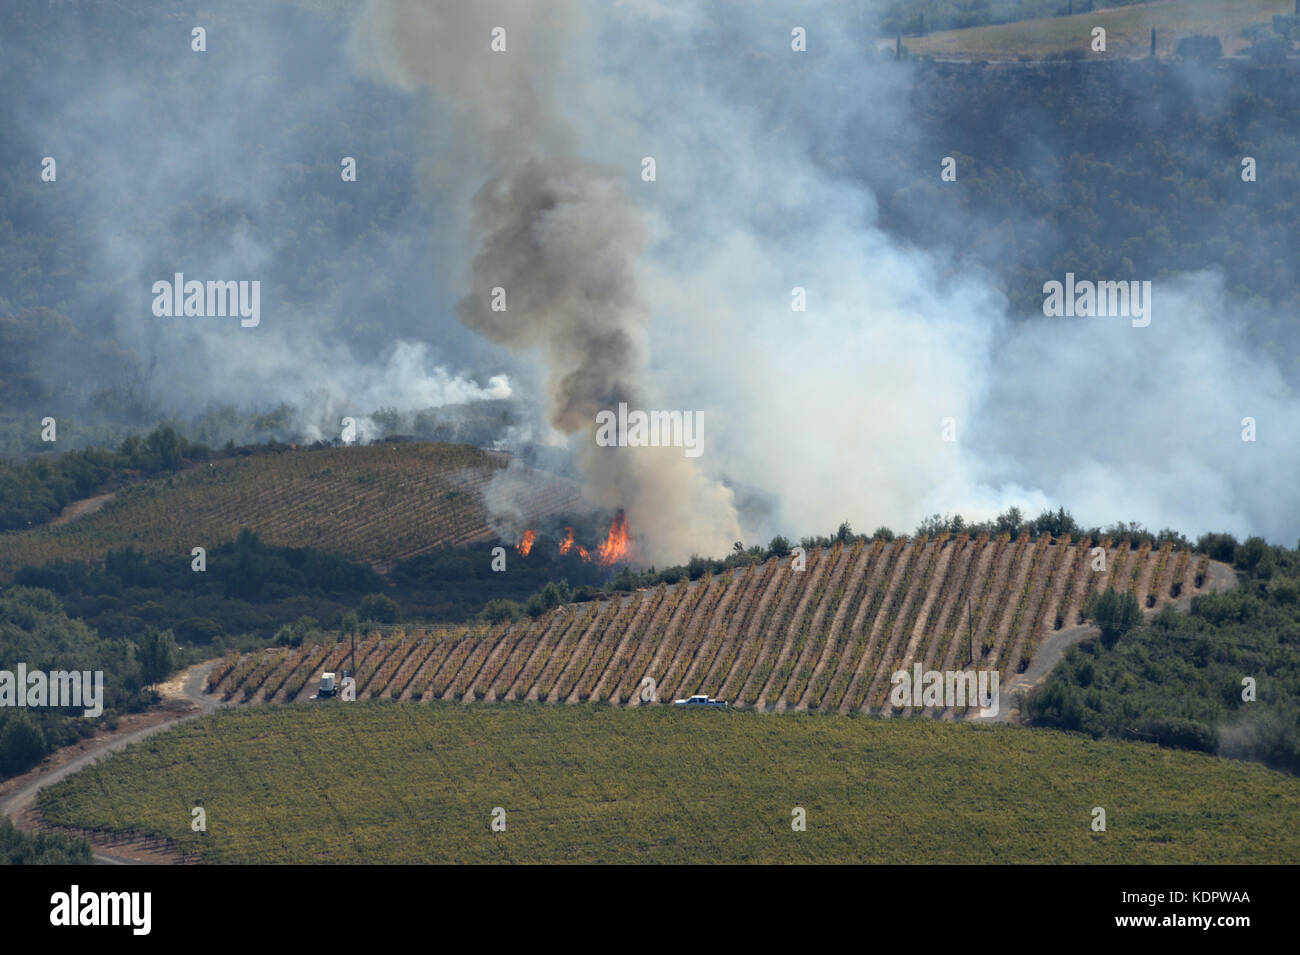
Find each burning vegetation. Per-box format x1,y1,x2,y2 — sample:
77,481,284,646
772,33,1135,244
516,511,633,567
595,510,631,566
515,529,536,557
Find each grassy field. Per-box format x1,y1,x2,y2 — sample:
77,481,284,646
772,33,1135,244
898,0,1290,60
207,537,1216,716
36,701,1300,863
0,443,580,575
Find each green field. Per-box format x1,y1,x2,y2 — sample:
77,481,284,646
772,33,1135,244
900,0,1290,60
37,702,1300,863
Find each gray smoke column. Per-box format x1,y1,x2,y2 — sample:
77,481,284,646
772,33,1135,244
457,157,649,434
349,0,740,562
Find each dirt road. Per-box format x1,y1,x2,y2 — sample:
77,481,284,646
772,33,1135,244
0,660,225,865
986,560,1238,723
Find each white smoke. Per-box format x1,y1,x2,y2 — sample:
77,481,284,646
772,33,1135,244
347,0,1300,559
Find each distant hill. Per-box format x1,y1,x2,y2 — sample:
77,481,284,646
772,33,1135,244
0,443,581,576
895,0,1291,60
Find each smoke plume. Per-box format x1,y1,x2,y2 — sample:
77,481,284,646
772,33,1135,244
350,0,742,563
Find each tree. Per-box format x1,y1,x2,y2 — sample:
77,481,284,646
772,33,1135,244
136,627,177,687
1197,533,1238,563
768,535,791,558
359,593,400,624
340,611,359,639
0,712,47,777
995,506,1024,539
1236,536,1269,573
479,599,523,623
1085,588,1142,648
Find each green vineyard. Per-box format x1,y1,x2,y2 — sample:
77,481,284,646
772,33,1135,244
0,443,581,575
35,702,1300,864
208,535,1219,716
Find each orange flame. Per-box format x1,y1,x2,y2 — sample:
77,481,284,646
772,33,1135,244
596,510,632,566
516,529,536,556
557,527,593,562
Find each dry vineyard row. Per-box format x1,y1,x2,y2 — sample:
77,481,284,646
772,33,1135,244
209,536,1216,717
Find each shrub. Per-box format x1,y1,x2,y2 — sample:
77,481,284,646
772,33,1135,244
1085,588,1141,648
1197,532,1238,564
358,593,400,624
479,599,523,623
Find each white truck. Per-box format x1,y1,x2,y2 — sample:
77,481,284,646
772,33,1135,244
672,693,728,708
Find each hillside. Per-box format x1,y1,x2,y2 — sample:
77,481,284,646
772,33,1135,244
208,535,1223,716
34,702,1299,863
897,0,1290,60
0,443,581,576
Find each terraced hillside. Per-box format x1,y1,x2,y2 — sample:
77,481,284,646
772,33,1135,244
211,535,1221,717
0,443,581,575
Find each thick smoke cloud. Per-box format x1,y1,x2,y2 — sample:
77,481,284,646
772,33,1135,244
1,2,515,451
7,0,1298,560
541,0,1298,551
350,0,743,563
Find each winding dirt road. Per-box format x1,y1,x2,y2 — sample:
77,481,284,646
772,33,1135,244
0,660,225,865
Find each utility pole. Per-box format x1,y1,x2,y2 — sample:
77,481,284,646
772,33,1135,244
967,597,975,665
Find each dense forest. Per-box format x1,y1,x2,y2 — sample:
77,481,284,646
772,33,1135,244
870,56,1300,377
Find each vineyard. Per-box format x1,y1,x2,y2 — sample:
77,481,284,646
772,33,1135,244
896,0,1288,60
208,536,1223,716
0,443,581,575
34,702,1300,863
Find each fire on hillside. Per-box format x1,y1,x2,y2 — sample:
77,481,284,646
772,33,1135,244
516,511,633,566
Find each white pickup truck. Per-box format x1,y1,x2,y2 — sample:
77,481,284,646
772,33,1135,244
672,694,728,708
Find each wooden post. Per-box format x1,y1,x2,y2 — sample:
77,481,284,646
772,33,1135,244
968,597,975,664
1150,26,1156,57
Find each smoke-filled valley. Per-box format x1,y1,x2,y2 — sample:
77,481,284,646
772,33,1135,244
2,0,1298,564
